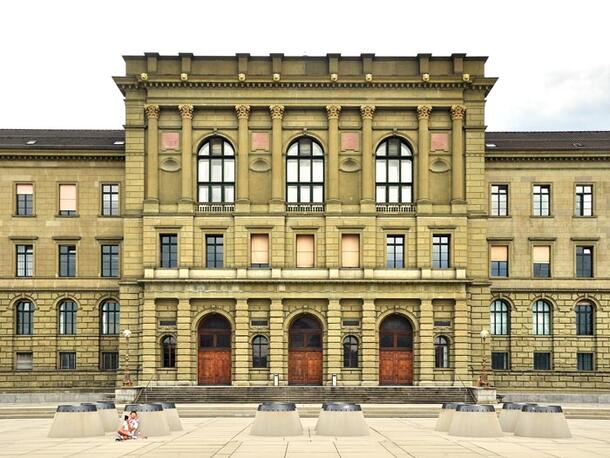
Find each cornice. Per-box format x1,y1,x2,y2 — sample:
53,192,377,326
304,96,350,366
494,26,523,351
486,153,610,162
0,150,125,161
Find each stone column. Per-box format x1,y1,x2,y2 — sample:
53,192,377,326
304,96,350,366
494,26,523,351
178,104,194,206
360,105,375,212
326,105,341,211
269,105,285,212
235,105,251,211
418,299,434,385
453,298,470,384
417,105,432,203
145,104,160,203
269,299,286,384
141,298,157,381
234,299,250,386
176,298,192,383
361,299,378,385
326,299,342,384
450,105,466,203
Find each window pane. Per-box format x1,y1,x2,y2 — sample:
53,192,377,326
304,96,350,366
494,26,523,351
211,160,223,181
211,186,222,202
312,186,323,203
376,186,386,203
401,160,412,182
388,186,399,203
199,161,210,181
300,186,311,203
224,159,234,181
388,160,399,182
312,160,323,182
59,184,77,212
341,234,360,268
198,186,209,203
299,161,311,182
287,186,298,202
376,161,386,181
224,186,234,203
287,161,298,182
401,186,412,203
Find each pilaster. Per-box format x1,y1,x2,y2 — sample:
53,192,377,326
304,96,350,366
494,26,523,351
176,298,192,383
360,105,375,213
235,105,251,212
453,298,470,384
451,105,466,210
326,105,341,213
326,299,342,384
233,299,250,385
269,299,286,384
418,299,435,385
417,105,432,207
144,104,160,212
269,105,285,212
361,299,378,385
178,104,194,212
141,298,156,382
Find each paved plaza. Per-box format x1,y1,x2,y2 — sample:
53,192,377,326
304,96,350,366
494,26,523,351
0,416,609,457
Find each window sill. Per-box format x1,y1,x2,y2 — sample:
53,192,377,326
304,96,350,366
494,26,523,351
56,215,80,218
157,368,177,371
488,215,511,219
573,215,596,219
98,214,122,218
530,215,554,219
12,214,36,218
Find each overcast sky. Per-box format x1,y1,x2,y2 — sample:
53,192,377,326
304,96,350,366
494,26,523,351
1,0,608,131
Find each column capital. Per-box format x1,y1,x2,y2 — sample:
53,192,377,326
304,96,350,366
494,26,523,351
326,104,342,119
450,104,467,121
360,105,375,120
144,104,160,120
417,105,432,120
269,104,285,120
235,104,251,120
178,104,194,119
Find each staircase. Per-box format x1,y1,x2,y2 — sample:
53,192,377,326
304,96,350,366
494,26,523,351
140,386,472,404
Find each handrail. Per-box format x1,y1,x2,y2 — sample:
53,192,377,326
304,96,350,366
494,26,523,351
133,374,157,404
454,373,477,403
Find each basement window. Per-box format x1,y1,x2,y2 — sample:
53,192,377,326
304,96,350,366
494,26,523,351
26,140,37,145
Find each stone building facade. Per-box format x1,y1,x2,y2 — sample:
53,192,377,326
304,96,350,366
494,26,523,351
0,53,608,391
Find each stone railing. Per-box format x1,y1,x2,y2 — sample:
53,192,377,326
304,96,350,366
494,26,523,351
286,203,325,213
376,203,417,214
197,203,235,213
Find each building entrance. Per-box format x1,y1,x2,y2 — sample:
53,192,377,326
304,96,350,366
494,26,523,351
198,313,232,385
379,314,414,385
288,314,323,385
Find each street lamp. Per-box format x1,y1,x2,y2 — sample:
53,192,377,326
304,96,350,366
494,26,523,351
477,329,490,387
122,329,133,387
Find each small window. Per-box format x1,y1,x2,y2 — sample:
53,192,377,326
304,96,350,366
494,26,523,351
577,352,594,371
100,352,119,371
101,183,120,216
490,299,510,335
59,352,76,370
250,319,268,327
58,245,77,277
532,300,552,335
16,184,34,216
101,244,120,277
16,244,33,277
432,235,450,269
160,234,178,268
533,245,551,278
161,335,176,368
58,300,77,335
16,352,33,371
206,235,224,268
341,234,360,268
16,300,34,335
575,185,593,216
386,235,404,269
532,185,550,216
490,184,508,216
296,234,315,268
533,352,551,370
343,335,359,368
250,234,270,268
576,246,593,278
576,302,594,336
59,184,77,216
491,352,509,370
252,335,269,368
342,319,360,327
434,336,450,368
101,300,120,335
490,245,508,277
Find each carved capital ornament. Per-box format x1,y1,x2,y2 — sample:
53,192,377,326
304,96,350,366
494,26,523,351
326,104,342,120
360,105,375,120
144,104,160,120
269,104,285,120
235,104,251,120
417,105,432,120
450,105,467,121
178,104,194,119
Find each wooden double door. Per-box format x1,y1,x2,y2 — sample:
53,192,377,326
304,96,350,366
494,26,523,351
198,314,232,385
379,314,414,385
288,314,323,385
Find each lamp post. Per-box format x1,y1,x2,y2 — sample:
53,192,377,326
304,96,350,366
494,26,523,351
478,329,490,387
122,329,133,387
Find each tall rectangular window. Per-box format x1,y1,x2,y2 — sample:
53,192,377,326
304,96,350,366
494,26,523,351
490,245,508,277
576,246,593,278
533,245,551,278
101,183,120,216
16,244,33,277
490,184,508,216
432,235,450,269
296,234,315,268
386,235,405,268
533,352,551,370
341,234,360,268
491,352,509,370
101,244,120,277
532,184,551,216
577,352,594,371
206,235,224,268
59,352,76,370
16,184,34,216
575,185,593,216
251,234,269,268
160,234,178,268
16,352,33,371
59,184,77,216
59,245,77,277
100,352,119,371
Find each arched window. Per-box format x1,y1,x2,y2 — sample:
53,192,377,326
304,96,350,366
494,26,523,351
197,137,235,203
161,335,176,368
379,314,413,349
59,300,77,335
490,299,510,335
434,336,450,368
375,137,413,203
101,300,120,335
576,302,594,336
16,300,34,335
289,314,322,349
532,300,552,335
252,335,269,368
343,335,359,368
286,137,324,203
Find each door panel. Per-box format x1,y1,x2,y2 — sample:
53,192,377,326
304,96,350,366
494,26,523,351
288,351,322,385
379,350,413,385
198,350,231,385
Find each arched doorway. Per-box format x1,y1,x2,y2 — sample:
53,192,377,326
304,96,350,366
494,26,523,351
288,314,323,385
379,314,413,385
197,313,232,385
